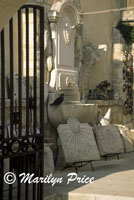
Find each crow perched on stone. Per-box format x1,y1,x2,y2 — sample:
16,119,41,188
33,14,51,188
50,94,64,106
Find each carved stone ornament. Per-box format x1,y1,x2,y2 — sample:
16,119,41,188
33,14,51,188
57,118,100,163
95,125,124,156
63,20,73,44
48,0,81,91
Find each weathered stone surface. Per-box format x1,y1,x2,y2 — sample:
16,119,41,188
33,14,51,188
117,125,134,152
44,145,54,176
95,125,124,156
48,102,98,128
56,138,66,167
130,129,134,145
81,44,103,97
57,118,100,163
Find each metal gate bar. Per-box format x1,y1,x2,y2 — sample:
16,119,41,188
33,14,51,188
1,29,5,139
0,4,45,200
33,7,37,137
39,8,44,200
18,9,22,138
9,18,14,139
26,7,30,137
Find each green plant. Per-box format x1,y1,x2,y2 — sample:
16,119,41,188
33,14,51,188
116,21,134,44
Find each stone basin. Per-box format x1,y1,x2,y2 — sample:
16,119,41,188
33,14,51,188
48,102,98,128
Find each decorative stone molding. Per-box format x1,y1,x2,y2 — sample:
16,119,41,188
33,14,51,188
47,10,60,23
50,1,81,24
47,0,82,98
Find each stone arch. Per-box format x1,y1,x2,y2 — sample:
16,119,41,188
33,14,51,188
51,1,81,25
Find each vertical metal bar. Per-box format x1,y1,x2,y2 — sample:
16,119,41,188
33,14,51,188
39,7,44,200
39,9,44,138
0,160,4,200
26,8,29,136
38,151,44,200
17,157,21,200
33,8,37,199
33,153,37,200
1,30,5,139
18,10,22,138
33,8,37,136
9,159,13,200
25,155,29,200
9,18,14,139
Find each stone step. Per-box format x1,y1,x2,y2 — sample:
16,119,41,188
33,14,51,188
44,193,134,200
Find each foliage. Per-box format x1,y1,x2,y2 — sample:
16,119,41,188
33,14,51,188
116,21,134,44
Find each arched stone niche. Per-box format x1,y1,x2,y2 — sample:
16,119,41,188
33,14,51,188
48,1,82,99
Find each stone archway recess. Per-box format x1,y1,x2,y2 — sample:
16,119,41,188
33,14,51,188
0,0,28,31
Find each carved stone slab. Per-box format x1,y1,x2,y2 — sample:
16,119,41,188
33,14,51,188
117,125,134,153
95,125,124,156
57,118,100,163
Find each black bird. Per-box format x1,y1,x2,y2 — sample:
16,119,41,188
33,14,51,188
50,94,64,106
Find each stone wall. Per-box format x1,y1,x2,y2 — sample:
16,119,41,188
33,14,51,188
79,0,122,94
0,0,28,31
43,0,126,100
88,100,133,129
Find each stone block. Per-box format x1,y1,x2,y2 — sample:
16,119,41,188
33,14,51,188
57,118,100,163
95,125,124,156
117,125,134,152
123,115,132,124
44,145,54,176
56,138,66,167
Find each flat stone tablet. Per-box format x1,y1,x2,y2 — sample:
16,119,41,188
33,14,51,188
95,125,124,156
117,125,134,153
57,118,100,163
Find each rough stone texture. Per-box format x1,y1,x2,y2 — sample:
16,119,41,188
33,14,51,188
117,125,134,152
122,9,134,21
81,44,103,97
48,101,98,128
88,100,123,125
44,145,54,176
95,125,124,156
112,28,126,101
56,138,66,167
80,0,121,92
57,118,100,163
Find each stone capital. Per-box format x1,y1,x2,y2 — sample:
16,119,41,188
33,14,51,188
47,10,60,23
